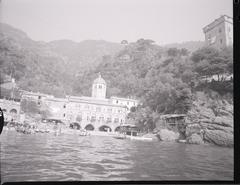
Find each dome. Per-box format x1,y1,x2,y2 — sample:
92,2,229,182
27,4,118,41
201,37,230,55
93,73,106,85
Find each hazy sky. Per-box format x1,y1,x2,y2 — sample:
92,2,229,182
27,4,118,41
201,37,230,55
0,0,232,44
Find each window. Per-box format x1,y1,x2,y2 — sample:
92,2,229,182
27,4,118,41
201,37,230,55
38,96,41,99
99,116,104,121
91,116,96,122
220,39,223,44
63,113,66,117
116,100,119,104
87,116,90,121
99,85,102,89
118,109,122,113
63,104,66,108
107,117,112,123
114,118,119,123
219,28,222,33
96,107,101,112
127,101,129,105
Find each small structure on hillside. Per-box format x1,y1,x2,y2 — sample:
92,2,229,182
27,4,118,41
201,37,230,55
159,114,187,136
119,124,140,136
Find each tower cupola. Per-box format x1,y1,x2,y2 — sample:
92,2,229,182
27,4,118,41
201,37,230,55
91,73,106,99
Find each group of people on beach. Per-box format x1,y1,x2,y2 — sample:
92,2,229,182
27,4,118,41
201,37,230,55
3,120,62,135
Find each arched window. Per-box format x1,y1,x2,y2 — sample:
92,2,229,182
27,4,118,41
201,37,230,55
10,109,17,114
85,124,94,131
99,125,112,132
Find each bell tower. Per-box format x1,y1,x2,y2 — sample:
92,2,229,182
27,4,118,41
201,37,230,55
92,73,106,99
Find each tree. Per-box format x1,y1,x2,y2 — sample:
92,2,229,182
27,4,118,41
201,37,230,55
191,47,219,63
167,48,179,57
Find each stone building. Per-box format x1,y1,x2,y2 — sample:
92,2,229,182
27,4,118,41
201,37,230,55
203,15,233,49
0,99,20,122
21,73,138,132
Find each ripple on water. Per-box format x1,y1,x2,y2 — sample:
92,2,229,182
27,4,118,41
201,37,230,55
1,131,233,181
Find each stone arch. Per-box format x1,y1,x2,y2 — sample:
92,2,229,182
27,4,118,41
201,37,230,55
85,124,95,131
10,109,17,114
114,126,121,132
71,122,81,130
99,125,112,132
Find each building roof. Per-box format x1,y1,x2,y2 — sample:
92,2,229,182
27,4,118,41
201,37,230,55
161,114,186,119
203,15,233,33
22,91,53,98
110,96,138,102
93,73,106,85
68,96,127,108
45,97,68,102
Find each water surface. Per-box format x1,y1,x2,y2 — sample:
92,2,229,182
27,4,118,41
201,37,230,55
1,130,233,181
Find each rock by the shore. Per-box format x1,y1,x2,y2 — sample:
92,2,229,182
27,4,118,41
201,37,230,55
186,133,204,145
213,116,233,127
158,129,179,141
186,92,233,147
203,129,233,147
185,124,202,137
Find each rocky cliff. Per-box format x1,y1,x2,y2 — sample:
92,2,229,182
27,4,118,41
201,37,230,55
185,91,233,147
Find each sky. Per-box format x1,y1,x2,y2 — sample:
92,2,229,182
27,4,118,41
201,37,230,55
0,0,233,45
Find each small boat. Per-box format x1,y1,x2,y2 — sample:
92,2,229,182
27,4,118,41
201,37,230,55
114,135,126,139
126,135,153,141
113,133,126,139
79,131,90,136
178,139,187,143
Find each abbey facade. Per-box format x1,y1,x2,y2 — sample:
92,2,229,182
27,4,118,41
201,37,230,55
21,74,138,132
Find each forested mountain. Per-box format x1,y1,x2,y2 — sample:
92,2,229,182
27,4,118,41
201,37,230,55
0,23,74,97
48,39,123,70
0,23,122,97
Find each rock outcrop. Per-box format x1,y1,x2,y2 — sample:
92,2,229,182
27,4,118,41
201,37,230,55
186,133,204,145
203,129,233,147
158,129,179,141
186,91,233,147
